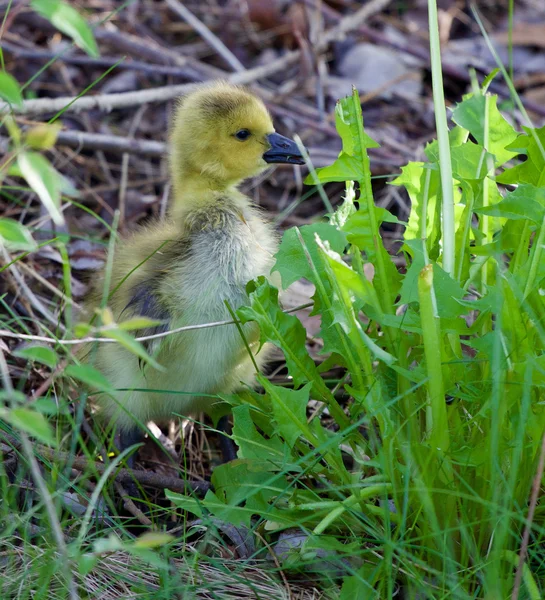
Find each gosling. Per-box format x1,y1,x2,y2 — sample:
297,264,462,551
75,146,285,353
83,82,304,455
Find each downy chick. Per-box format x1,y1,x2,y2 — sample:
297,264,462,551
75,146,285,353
83,82,304,447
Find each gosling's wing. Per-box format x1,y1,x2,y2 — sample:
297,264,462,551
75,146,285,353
82,220,183,364
121,278,170,360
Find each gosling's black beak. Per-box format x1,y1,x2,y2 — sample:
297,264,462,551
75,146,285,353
263,133,305,165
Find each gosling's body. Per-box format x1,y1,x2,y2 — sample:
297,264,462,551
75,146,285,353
83,83,303,433
92,197,276,430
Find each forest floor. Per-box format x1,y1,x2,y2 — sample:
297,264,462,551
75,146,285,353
1,0,545,598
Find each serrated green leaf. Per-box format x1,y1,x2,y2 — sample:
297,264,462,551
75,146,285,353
342,207,401,304
212,461,289,526
17,152,64,225
464,332,509,369
65,364,113,391
260,378,313,448
318,244,376,308
232,404,291,465
164,490,204,519
304,92,379,185
342,206,405,248
475,184,545,223
0,72,23,108
316,240,395,366
0,218,36,251
450,141,495,181
31,0,99,58
329,181,356,229
452,94,518,166
391,162,441,248
14,345,58,368
3,407,56,445
273,222,347,288
168,461,289,528
498,125,545,186
238,277,323,390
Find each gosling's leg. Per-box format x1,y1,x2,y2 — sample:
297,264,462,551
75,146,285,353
114,427,147,509
117,427,145,469
217,415,237,463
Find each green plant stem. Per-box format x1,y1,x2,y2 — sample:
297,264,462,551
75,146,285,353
420,167,432,265
352,90,395,314
292,229,354,429
427,0,455,277
523,215,545,298
456,189,474,283
312,483,392,534
481,95,491,290
417,264,449,453
224,300,259,372
99,211,119,312
508,0,514,83
511,221,531,274
294,135,334,214
57,241,72,330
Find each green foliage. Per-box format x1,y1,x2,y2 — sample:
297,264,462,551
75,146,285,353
15,151,66,225
0,72,23,107
0,217,37,251
31,0,99,58
170,87,545,597
25,123,62,150
0,407,56,445
65,364,113,392
13,345,58,368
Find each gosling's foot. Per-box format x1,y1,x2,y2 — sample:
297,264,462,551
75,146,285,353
217,415,237,463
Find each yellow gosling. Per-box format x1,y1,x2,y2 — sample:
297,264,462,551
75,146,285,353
82,82,304,442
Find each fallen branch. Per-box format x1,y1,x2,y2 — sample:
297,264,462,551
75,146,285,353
6,53,298,115
5,0,391,116
165,0,245,73
1,40,198,79
1,436,210,496
55,130,166,157
0,303,313,345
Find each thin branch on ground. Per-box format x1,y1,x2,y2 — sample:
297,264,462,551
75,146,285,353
0,302,314,345
5,53,298,115
5,0,392,116
165,0,245,73
0,437,211,495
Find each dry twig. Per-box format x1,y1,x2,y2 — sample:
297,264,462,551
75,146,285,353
0,437,210,495
165,0,245,72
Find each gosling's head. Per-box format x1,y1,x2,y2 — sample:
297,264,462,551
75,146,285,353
170,82,304,194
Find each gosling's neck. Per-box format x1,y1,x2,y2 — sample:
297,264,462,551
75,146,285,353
170,166,247,223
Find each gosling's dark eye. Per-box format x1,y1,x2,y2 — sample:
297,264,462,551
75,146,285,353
235,129,251,141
